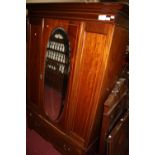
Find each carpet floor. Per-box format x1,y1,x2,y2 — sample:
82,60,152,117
26,127,61,155
26,127,128,155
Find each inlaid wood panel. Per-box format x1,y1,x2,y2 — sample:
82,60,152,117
39,19,83,131
72,32,107,139
65,23,116,147
27,18,43,109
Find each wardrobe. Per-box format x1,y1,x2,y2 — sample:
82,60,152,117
26,3,128,155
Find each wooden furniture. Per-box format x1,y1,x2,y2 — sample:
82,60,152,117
99,77,129,155
106,111,129,155
26,2,128,155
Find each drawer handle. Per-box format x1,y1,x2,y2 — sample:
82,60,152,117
63,144,67,151
63,144,71,152
108,135,112,139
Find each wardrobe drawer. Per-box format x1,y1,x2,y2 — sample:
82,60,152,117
27,110,82,155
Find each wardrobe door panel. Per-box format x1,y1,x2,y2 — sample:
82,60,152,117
40,19,83,126
27,18,43,109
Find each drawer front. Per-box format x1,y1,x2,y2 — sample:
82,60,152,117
55,140,82,155
27,110,51,141
27,110,82,155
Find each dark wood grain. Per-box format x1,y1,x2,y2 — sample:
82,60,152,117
98,77,129,155
106,111,129,155
26,2,128,28
26,3,128,155
27,18,43,111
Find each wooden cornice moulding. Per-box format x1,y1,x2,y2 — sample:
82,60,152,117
26,2,128,27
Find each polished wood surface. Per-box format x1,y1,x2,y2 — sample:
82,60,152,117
27,18,43,111
99,77,129,155
106,111,129,155
26,2,128,28
27,3,128,155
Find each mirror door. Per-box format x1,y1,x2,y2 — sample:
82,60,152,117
44,26,70,122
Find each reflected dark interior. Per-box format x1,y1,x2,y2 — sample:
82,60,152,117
44,28,70,122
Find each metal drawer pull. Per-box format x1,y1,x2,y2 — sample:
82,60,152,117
63,144,67,151
108,135,112,139
63,144,71,152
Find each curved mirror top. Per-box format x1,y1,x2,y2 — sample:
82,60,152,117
44,27,70,122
